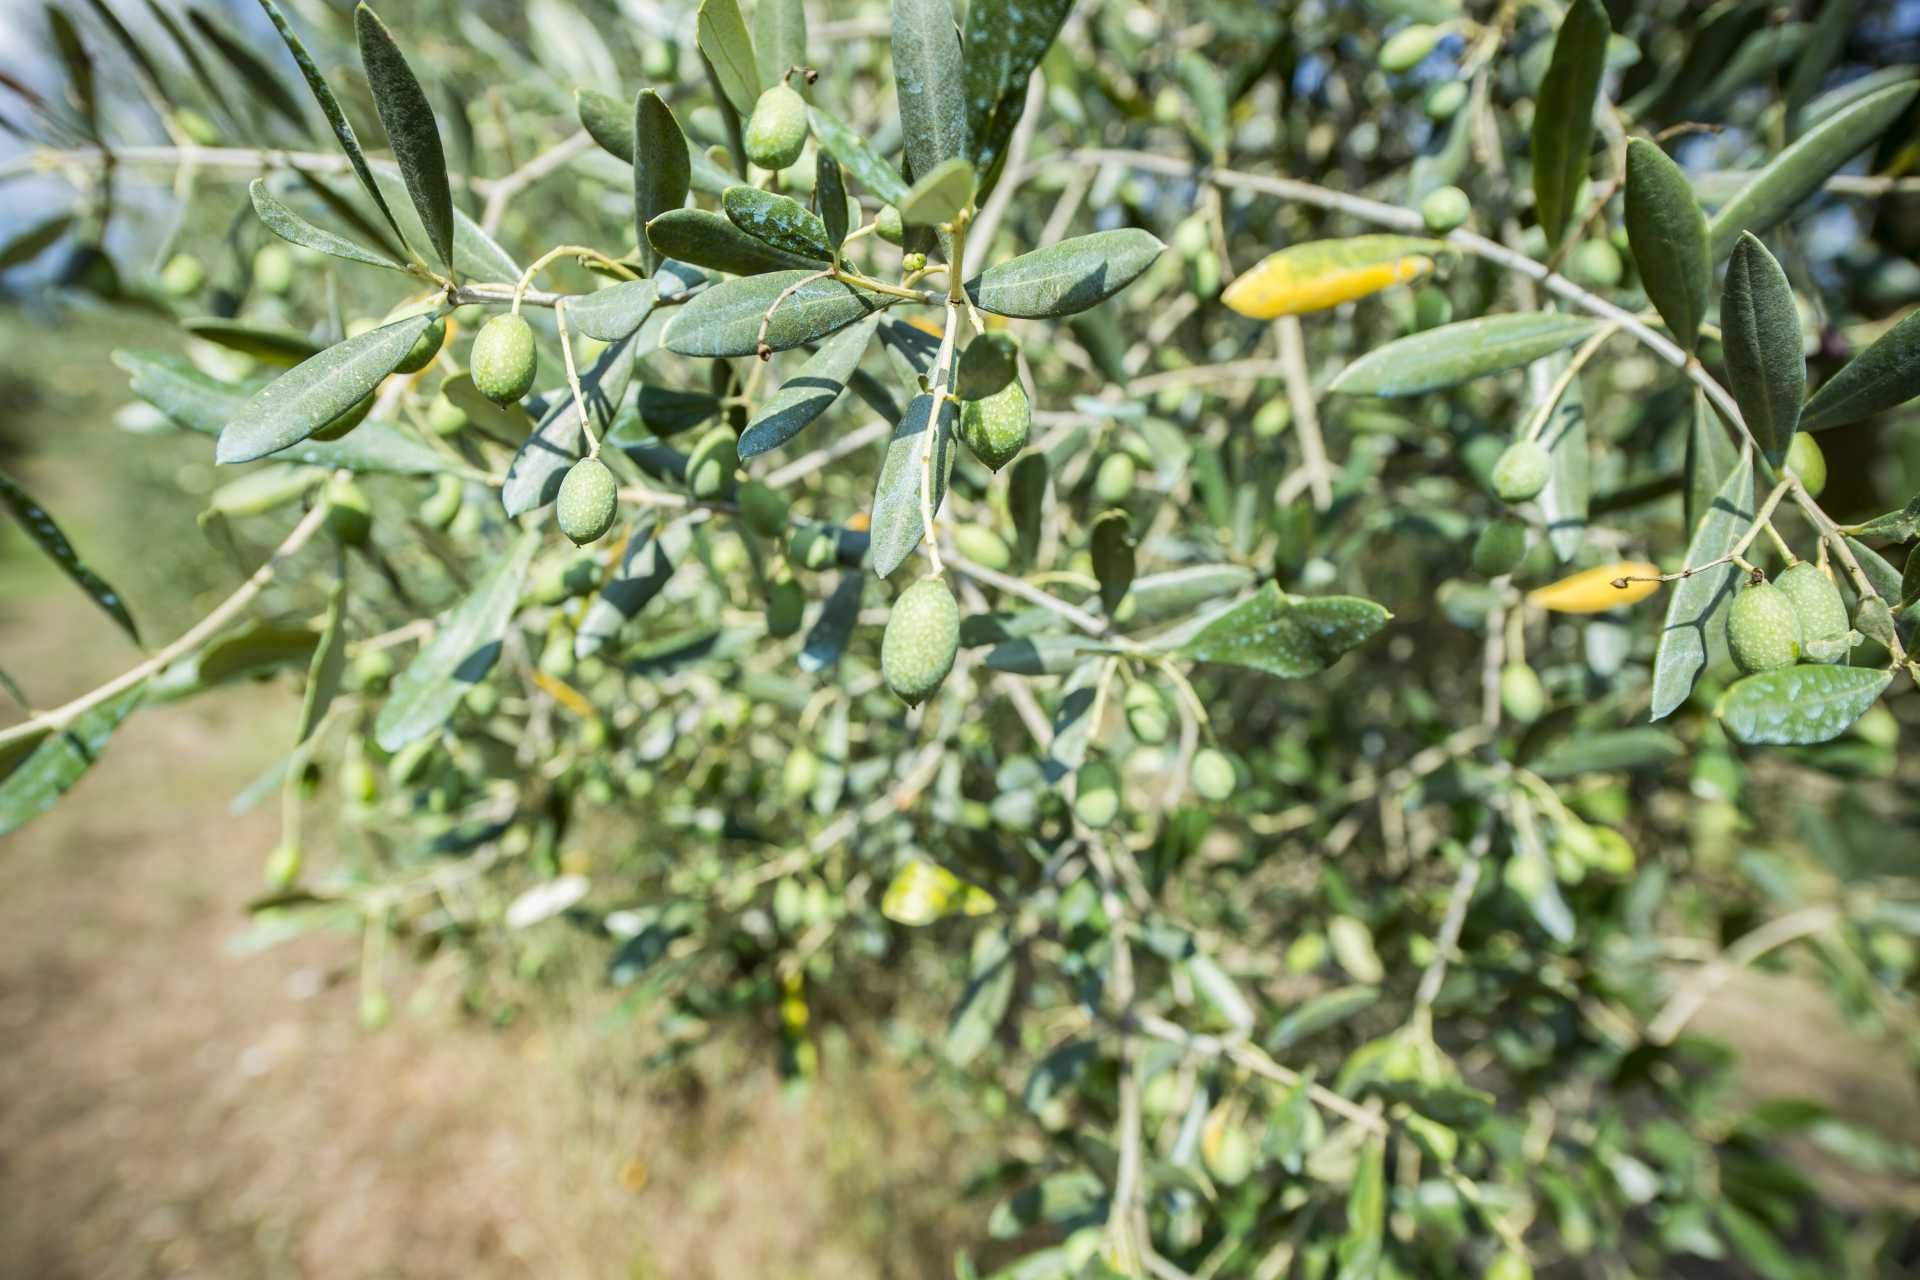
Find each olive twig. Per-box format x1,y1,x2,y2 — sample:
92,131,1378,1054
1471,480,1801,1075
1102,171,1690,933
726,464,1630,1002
553,299,599,458
510,243,639,316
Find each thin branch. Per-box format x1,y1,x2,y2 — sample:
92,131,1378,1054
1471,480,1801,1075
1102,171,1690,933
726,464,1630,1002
1647,904,1843,1044
1275,317,1332,511
481,130,593,234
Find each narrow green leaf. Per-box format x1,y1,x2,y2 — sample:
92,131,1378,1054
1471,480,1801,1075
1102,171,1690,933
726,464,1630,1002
1266,986,1380,1052
0,212,73,271
697,0,760,118
634,89,691,276
817,153,849,254
1721,233,1804,465
46,5,96,137
191,624,321,687
739,315,880,458
1685,389,1740,534
577,86,632,158
249,179,404,271
1801,308,1920,433
355,3,454,272
753,0,807,90
1624,139,1710,352
1090,509,1135,615
663,269,894,358
147,0,236,131
1534,357,1590,562
297,564,347,744
577,516,692,659
1653,452,1752,721
1901,545,1920,613
892,0,970,181
188,7,309,135
0,683,145,838
374,530,540,752
80,0,174,109
1330,313,1599,396
501,333,638,517
1846,496,1920,542
1009,452,1046,565
1530,0,1610,249
964,228,1165,319
982,635,1112,676
182,317,320,367
1844,536,1905,602
215,314,434,463
0,467,139,641
1528,728,1684,777
1118,564,1256,624
1171,582,1390,678
723,185,833,260
1696,22,1810,116
254,0,411,257
1187,952,1255,1033
567,279,658,344
646,207,824,277
1707,80,1920,260
799,570,865,672
870,392,956,578
947,929,1016,1066
898,156,974,227
810,105,910,205
1718,665,1892,745
274,423,468,477
963,0,1072,194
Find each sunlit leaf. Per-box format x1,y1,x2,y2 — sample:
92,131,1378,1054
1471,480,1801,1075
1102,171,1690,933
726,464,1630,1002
1222,236,1442,319
663,269,894,358
739,315,880,458
1330,313,1599,397
1801,308,1920,433
1623,139,1709,352
723,185,833,260
356,3,454,272
1718,665,1892,746
1651,451,1752,721
1721,233,1803,466
964,229,1165,319
1530,0,1610,249
1169,582,1389,678
892,0,970,183
249,179,405,271
0,682,145,838
214,314,435,463
810,105,910,205
869,392,957,577
963,0,1072,193
634,89,692,276
696,0,760,118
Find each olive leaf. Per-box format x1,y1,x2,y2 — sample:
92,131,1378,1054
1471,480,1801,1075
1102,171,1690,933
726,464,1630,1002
1846,496,1920,542
0,682,146,839
297,565,347,744
818,153,850,255
1718,665,1892,746
947,928,1016,1067
215,314,435,463
663,269,894,358
1801,308,1920,433
983,635,1114,676
892,0,971,184
869,392,957,578
1329,313,1599,397
355,4,454,273
1707,80,1919,260
1527,728,1684,777
1785,0,1863,120
898,156,975,227
1530,0,1610,249
183,317,320,367
810,106,910,205
188,7,310,135
0,213,74,272
1008,451,1047,565
753,0,806,90
146,0,236,129
1532,355,1591,562
1721,233,1803,466
249,179,405,271
1167,583,1390,678
576,516,694,659
0,468,139,642
374,529,541,753
80,0,174,112
1695,23,1810,116
799,570,865,672
964,0,1073,195
1654,453,1755,720
47,5,96,138
696,0,760,119
1090,509,1135,615
1685,389,1741,535
1267,986,1381,1052
739,315,881,458
964,229,1166,319
1187,953,1255,1032
723,186,834,260
646,208,824,277
1623,140,1709,352
254,0,411,258
501,332,639,517
566,278,659,343
1119,564,1256,624
1222,235,1442,319
634,89,691,276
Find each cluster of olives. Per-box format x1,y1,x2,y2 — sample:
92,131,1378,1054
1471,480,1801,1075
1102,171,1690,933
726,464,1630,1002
1727,558,1853,673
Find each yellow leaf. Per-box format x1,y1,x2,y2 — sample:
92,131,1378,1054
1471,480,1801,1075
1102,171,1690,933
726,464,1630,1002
880,856,994,926
531,669,597,718
1222,235,1445,319
1526,561,1663,613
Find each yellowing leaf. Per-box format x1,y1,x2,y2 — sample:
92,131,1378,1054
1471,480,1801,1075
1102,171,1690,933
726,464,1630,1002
880,856,994,925
1526,561,1663,613
1222,236,1444,319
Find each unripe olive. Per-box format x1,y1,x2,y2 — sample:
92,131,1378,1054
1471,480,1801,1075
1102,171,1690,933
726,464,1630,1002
1074,759,1122,829
539,625,577,679
1784,432,1826,498
1472,519,1528,577
263,841,301,888
528,551,600,604
766,572,805,638
881,576,960,706
1094,452,1137,505
160,252,205,296
463,681,500,717
324,474,373,546
1191,748,1235,801
782,745,820,796
392,311,447,374
958,381,1031,471
790,523,838,571
686,427,738,501
1500,662,1547,723
425,390,468,437
351,648,396,693
1379,24,1442,72
1421,185,1470,234
744,83,809,171
641,40,676,80
1485,1250,1533,1280
340,755,379,804
1412,284,1453,331
421,474,463,530
1774,561,1849,663
901,251,928,272
174,107,220,145
736,480,790,538
1490,440,1551,503
1202,1114,1255,1187
1727,580,1801,673
1424,80,1468,120
311,388,377,441
1564,239,1624,290
875,204,905,245
556,456,619,545
471,313,538,403
951,523,1012,571
253,245,294,295
1125,682,1171,745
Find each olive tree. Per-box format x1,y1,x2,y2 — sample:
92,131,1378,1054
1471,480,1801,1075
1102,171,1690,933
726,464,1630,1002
4,0,1920,1274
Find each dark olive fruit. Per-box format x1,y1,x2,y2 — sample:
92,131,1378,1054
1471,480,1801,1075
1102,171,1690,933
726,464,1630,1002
1774,561,1848,663
765,572,805,638
1191,748,1235,801
1073,759,1121,828
1490,440,1551,503
425,390,468,436
1124,682,1171,745
1784,432,1826,498
471,313,538,403
744,83,809,171
958,381,1031,472
737,480,790,538
1471,519,1528,577
1500,662,1547,723
881,577,959,706
1727,580,1801,673
556,456,619,545
1421,185,1470,234
311,388,377,441
685,427,738,501
1094,453,1137,505
324,474,373,545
